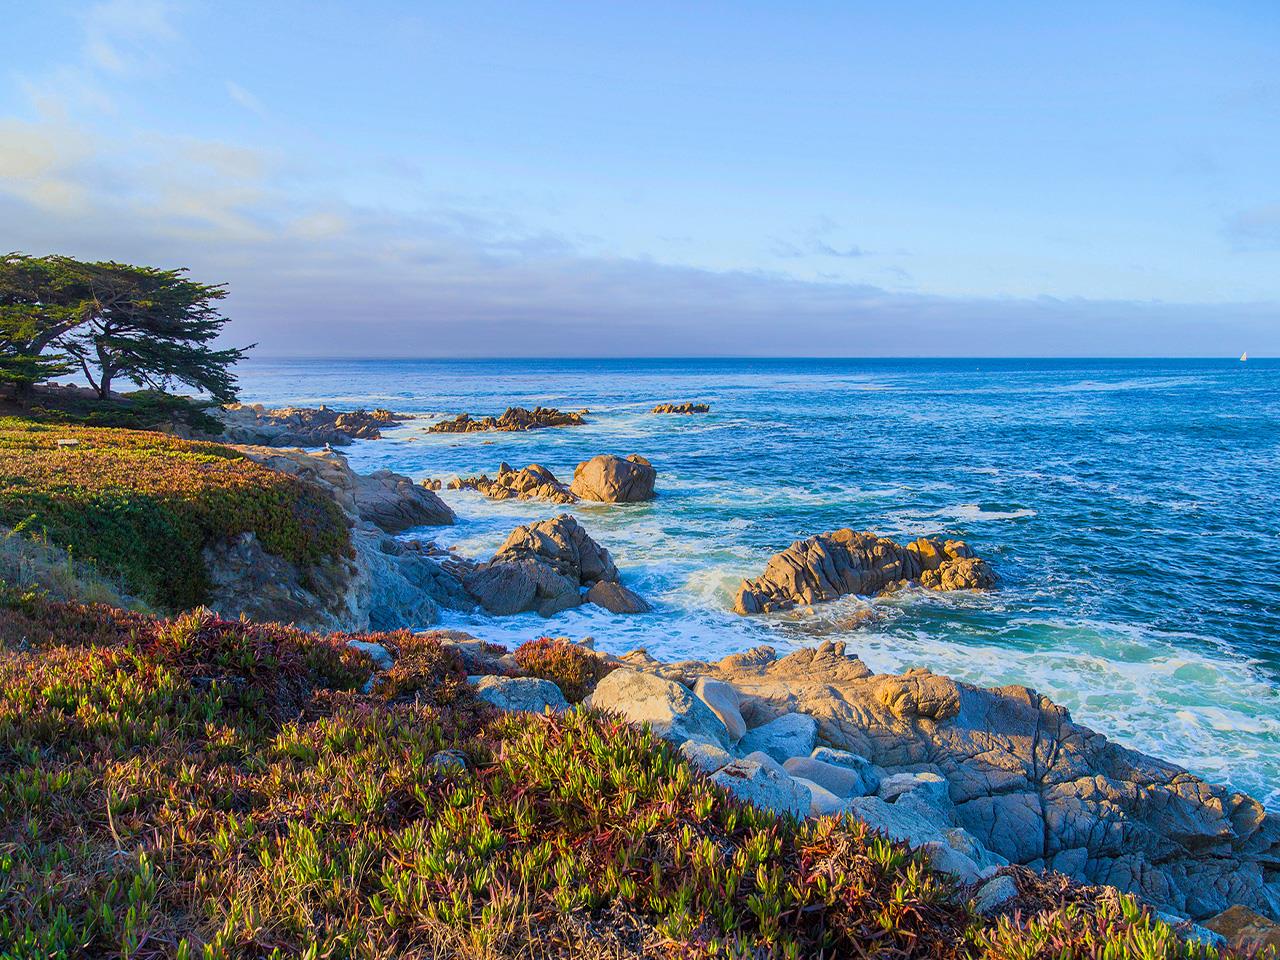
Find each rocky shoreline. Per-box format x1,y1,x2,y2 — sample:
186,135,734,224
194,406,1280,943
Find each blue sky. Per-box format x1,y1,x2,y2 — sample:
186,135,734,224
1,0,1277,355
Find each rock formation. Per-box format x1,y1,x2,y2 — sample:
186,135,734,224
570,454,657,503
462,515,646,617
604,640,1280,922
355,469,455,531
652,402,710,414
204,446,467,632
427,406,586,433
448,462,577,504
215,404,404,446
734,530,995,614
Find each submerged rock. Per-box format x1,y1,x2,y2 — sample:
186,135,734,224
427,406,586,433
733,529,995,614
570,454,657,503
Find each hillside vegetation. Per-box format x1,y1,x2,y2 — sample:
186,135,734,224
0,419,349,610
0,592,1231,959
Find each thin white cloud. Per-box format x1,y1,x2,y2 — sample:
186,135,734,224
226,80,266,117
81,0,179,75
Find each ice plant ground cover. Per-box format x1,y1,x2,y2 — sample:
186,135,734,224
0,419,349,610
0,593,1235,958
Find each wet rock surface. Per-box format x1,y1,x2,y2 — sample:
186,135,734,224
463,514,644,617
449,462,577,504
734,529,996,614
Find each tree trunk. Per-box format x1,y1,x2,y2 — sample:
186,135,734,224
95,340,114,400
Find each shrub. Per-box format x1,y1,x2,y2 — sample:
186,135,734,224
514,636,616,702
0,418,349,610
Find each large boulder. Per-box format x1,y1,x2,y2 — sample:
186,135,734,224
469,675,568,713
570,454,657,503
590,669,729,748
355,469,454,532
738,713,817,764
710,759,810,819
464,559,581,617
463,515,631,617
733,530,995,614
693,677,747,743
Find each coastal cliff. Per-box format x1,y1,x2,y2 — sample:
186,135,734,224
2,406,1276,955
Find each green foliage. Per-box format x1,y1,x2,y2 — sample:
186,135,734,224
0,419,349,610
0,252,250,401
0,594,1234,959
0,252,87,390
15,387,224,434
513,636,617,702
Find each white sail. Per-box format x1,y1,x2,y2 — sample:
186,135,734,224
1240,352,1248,361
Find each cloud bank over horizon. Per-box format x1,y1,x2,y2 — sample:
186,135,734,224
1,1,1277,357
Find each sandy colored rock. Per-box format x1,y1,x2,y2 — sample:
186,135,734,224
570,454,657,503
1203,905,1280,953
733,529,994,614
428,406,586,433
693,677,747,743
449,462,577,504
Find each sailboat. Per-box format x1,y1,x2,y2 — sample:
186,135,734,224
1240,351,1248,362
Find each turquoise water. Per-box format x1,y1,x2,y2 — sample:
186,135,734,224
236,358,1280,804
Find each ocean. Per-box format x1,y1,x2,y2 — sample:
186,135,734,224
235,357,1280,804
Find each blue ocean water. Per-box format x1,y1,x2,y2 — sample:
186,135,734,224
236,357,1280,804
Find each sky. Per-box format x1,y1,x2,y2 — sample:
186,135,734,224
1,0,1277,357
